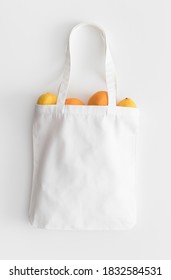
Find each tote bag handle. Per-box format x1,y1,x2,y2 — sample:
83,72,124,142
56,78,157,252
58,22,117,106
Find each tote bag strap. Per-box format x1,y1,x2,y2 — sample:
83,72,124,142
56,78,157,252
58,22,117,106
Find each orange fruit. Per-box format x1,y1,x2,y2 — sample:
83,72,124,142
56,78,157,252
88,91,108,106
65,98,85,105
117,98,136,108
37,92,57,105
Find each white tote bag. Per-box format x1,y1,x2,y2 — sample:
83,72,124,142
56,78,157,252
29,23,139,230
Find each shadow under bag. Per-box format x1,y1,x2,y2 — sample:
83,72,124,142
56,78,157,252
29,23,139,230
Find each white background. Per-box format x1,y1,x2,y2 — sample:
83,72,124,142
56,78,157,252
0,0,171,260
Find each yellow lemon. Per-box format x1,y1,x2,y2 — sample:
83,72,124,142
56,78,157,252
37,92,57,105
117,98,136,108
88,91,108,106
65,98,85,105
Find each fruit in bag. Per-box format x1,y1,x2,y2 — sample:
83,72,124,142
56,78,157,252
88,91,108,106
65,98,85,105
37,92,57,105
117,98,136,108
